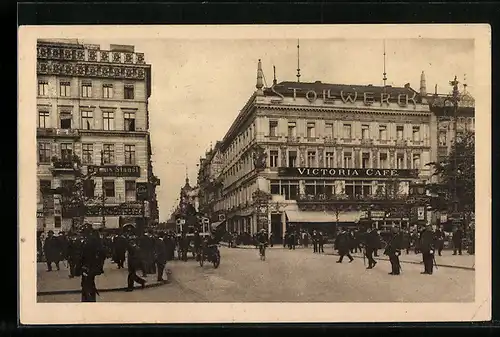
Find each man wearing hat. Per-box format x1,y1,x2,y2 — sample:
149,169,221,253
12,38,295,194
384,226,402,275
335,227,354,263
420,225,436,275
44,230,61,271
126,235,146,291
78,223,106,302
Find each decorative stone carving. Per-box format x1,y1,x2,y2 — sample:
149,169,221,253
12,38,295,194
112,52,121,63
125,53,134,63
280,145,288,166
372,148,378,168
89,49,97,61
354,148,360,168
136,53,145,64
252,145,267,170
37,60,148,80
76,50,85,61
100,51,109,62
318,147,324,167
299,146,307,166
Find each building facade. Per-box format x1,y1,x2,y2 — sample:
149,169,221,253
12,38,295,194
201,61,433,240
36,39,159,234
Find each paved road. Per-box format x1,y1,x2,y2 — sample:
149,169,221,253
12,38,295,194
38,246,474,303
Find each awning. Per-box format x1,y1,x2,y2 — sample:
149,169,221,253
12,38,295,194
285,210,361,223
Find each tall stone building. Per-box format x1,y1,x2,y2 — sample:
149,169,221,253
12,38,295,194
36,39,159,234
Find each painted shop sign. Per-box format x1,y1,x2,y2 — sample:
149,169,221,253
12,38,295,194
278,167,418,178
87,165,141,177
62,204,143,217
270,84,418,108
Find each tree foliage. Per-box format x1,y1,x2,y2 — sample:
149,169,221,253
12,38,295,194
426,130,475,214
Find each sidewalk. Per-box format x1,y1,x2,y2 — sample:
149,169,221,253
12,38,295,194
220,242,475,270
37,260,170,296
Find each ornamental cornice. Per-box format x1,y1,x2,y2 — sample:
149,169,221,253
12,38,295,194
37,60,148,80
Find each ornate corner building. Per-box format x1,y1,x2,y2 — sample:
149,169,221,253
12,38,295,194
36,39,159,234
197,60,468,242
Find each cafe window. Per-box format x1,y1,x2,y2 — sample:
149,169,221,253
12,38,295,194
81,81,92,98
38,111,50,128
81,110,93,130
269,150,278,168
362,153,370,169
102,144,114,164
38,80,48,96
343,124,352,139
103,83,113,98
103,111,115,131
38,143,51,163
305,181,315,196
379,125,387,140
125,145,136,165
269,121,278,137
60,111,72,129
325,123,334,138
413,154,421,169
397,125,404,140
288,151,297,168
303,180,335,197
59,81,71,97
379,152,388,169
397,153,405,169
439,131,447,146
307,122,316,138
288,122,296,137
412,126,420,141
124,84,135,99
124,112,136,131
307,151,316,167
60,143,73,161
125,181,136,202
345,180,372,198
362,124,370,139
325,152,335,168
343,152,352,168
82,143,93,164
103,180,115,198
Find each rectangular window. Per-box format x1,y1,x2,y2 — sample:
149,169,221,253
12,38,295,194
325,183,335,196
397,153,404,169
361,124,370,139
38,80,48,96
83,179,95,198
59,81,71,97
103,180,115,198
125,181,136,202
412,126,420,141
60,143,73,161
124,112,136,131
103,84,113,98
343,124,352,139
125,145,136,165
269,120,278,137
439,131,447,146
396,125,404,140
269,150,278,167
343,152,352,168
103,111,115,131
287,122,296,137
81,110,93,130
379,152,388,169
270,181,280,195
60,112,72,129
345,180,372,197
82,144,93,164
102,144,114,164
288,151,297,168
325,152,335,168
305,181,315,196
362,153,370,169
54,216,62,228
81,81,92,98
413,154,421,169
39,180,51,195
124,84,135,99
307,151,316,167
38,143,51,163
307,122,316,138
325,123,334,138
38,111,50,128
379,125,387,140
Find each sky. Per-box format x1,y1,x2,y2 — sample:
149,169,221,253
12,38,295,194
80,38,475,222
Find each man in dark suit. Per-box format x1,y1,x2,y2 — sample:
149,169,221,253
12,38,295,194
154,233,168,282
364,226,378,269
453,226,463,255
44,230,61,271
434,226,445,256
126,235,146,292
420,225,436,275
384,227,402,275
335,227,354,263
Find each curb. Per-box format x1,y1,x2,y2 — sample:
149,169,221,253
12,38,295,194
37,271,172,296
220,243,474,271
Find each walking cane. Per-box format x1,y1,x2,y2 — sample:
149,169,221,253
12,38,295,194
433,255,439,270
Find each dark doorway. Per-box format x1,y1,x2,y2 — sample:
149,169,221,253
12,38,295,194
270,214,282,243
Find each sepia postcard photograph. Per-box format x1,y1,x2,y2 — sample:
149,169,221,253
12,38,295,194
18,24,491,324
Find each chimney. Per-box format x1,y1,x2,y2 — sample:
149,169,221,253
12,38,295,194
420,71,427,96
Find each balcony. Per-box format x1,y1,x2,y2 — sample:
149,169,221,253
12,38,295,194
286,136,300,144
361,138,373,146
395,139,407,147
324,137,337,146
37,128,80,139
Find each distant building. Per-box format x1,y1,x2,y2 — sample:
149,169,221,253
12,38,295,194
36,39,159,234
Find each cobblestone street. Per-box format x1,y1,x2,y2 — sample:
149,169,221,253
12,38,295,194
38,246,474,303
